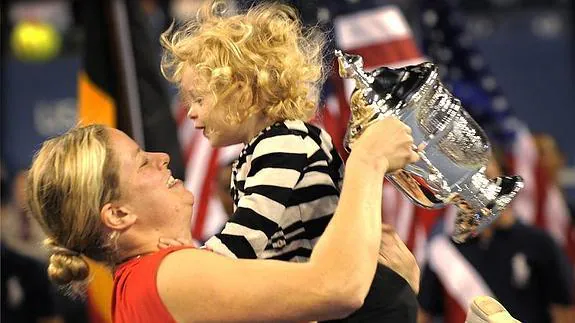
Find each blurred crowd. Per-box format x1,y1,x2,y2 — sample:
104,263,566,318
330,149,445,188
1,0,574,322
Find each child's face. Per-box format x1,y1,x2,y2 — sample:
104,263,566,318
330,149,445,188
181,67,249,147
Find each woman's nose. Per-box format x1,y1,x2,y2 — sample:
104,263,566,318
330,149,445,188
152,152,170,168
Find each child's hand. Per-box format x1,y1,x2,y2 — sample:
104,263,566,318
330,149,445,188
158,237,194,249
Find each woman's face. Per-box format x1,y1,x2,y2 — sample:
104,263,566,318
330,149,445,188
107,128,195,237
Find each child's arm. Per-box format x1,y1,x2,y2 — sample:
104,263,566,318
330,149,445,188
205,132,318,258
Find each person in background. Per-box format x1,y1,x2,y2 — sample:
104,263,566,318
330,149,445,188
418,152,574,323
533,132,575,305
0,166,64,323
1,170,48,261
1,243,64,323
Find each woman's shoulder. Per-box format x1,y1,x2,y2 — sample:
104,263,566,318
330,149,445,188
113,247,198,323
115,246,194,290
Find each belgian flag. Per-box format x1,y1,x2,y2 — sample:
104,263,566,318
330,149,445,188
77,1,185,322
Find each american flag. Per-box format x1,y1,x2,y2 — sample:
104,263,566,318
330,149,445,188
419,0,573,250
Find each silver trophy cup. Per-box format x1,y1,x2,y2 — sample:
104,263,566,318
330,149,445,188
335,50,524,242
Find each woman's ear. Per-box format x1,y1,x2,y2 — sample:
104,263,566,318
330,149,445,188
100,203,137,231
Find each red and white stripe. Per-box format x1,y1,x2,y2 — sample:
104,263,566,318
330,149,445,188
428,232,495,323
334,6,425,69
506,125,573,254
334,5,427,102
508,125,538,225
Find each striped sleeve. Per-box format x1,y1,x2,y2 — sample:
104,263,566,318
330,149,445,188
205,133,310,259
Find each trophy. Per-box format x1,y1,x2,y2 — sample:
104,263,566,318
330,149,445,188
335,50,524,242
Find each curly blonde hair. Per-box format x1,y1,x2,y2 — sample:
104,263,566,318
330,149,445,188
161,0,326,126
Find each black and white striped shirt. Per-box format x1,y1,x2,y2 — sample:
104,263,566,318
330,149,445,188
205,120,344,262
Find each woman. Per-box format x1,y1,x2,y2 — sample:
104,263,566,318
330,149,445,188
26,117,418,322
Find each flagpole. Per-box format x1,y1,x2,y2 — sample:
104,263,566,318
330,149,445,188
109,0,146,147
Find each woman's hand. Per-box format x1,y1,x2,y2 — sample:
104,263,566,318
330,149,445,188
352,117,419,173
378,224,420,294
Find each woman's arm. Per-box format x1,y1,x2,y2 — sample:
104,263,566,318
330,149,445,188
157,118,417,322
158,250,359,322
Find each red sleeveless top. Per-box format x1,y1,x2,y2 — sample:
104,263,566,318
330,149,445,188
112,246,191,323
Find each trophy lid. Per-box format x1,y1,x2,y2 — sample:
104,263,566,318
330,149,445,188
334,49,438,109
370,62,437,104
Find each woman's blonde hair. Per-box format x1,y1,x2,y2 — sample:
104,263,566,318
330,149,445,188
161,0,326,126
26,124,121,294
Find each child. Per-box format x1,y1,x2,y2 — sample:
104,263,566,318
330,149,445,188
161,1,418,321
